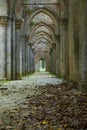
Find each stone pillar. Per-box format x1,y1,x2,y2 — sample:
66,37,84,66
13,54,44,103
27,43,30,74
60,18,69,78
26,41,34,74
27,43,31,73
0,16,7,79
30,48,33,73
6,16,11,80
53,44,56,73
79,0,87,92
22,35,26,76
46,52,50,72
59,0,69,79
15,18,22,79
50,49,53,73
56,35,60,75
49,52,51,72
32,48,35,72
49,51,51,72
29,43,32,73
11,16,16,80
19,29,23,78
68,0,80,81
25,35,29,75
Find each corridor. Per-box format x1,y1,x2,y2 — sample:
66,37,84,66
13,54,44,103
0,72,62,112
0,72,87,129
0,0,87,129
0,0,87,92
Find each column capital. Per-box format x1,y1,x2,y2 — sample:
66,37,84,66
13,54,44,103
52,43,56,49
0,16,8,26
15,17,24,29
50,48,53,53
55,34,60,40
60,18,68,25
32,48,35,53
28,42,32,47
25,34,29,38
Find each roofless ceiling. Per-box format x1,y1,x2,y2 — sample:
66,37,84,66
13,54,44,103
24,0,59,54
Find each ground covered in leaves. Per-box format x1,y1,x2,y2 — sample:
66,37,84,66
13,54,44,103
0,83,87,130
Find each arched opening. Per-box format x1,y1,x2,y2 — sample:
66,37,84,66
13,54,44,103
28,7,58,74
1,1,87,129
29,8,59,34
39,58,46,72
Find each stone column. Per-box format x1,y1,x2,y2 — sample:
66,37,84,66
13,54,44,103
50,49,53,73
25,35,29,75
68,0,80,81
0,16,7,79
15,18,22,79
6,16,11,80
30,48,33,73
59,0,69,79
29,43,32,73
32,48,35,72
11,16,16,80
60,18,68,78
27,42,30,74
46,52,50,72
53,44,56,73
79,0,87,92
56,35,60,75
22,35,26,76
27,43,31,73
49,51,51,72
19,28,23,78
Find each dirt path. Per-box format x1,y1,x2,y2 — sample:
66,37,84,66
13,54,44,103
0,72,62,129
0,72,87,130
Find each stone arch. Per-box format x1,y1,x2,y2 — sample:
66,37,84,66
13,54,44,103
35,40,50,47
31,22,54,34
31,23,54,34
36,31,53,41
30,12,54,26
36,34,53,43
30,23,55,43
28,8,59,35
36,36,52,44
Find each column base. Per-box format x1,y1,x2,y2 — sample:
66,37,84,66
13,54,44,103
79,81,87,93
0,78,6,80
7,74,11,80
